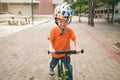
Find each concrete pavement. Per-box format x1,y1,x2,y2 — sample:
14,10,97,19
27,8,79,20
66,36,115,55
70,17,120,80
0,16,120,80
0,18,50,38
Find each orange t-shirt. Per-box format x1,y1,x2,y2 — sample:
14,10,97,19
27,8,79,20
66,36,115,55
48,26,76,58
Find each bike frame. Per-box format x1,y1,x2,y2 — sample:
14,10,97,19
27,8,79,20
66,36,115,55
57,54,70,80
48,49,84,80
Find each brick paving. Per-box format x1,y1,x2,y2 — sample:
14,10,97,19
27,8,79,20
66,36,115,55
0,16,120,80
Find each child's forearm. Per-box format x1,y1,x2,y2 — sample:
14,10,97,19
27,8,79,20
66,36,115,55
49,40,53,49
49,40,55,52
73,40,80,50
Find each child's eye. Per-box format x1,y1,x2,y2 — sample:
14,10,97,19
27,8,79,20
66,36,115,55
65,21,68,23
64,21,68,24
60,21,62,23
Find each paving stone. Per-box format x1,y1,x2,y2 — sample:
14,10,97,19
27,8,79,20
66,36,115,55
0,16,120,80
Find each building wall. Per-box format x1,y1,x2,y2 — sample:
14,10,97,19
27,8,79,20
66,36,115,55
36,0,54,15
114,2,120,20
1,0,63,15
1,3,8,12
95,2,120,20
0,0,39,16
95,6,112,19
52,0,63,4
8,3,32,16
0,0,39,3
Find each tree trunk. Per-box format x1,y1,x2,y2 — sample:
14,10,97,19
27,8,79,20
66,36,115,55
79,5,82,22
91,0,96,26
111,3,115,21
88,0,91,25
88,0,95,26
107,4,110,19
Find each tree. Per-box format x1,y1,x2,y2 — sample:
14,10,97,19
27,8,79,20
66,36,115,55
64,0,120,26
101,0,120,21
70,0,96,26
71,0,88,22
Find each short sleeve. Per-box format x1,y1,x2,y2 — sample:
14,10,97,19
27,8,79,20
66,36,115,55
70,29,76,41
48,28,55,41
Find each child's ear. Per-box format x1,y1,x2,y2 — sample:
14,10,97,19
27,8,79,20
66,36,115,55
55,18,58,21
55,18,58,25
55,21,58,25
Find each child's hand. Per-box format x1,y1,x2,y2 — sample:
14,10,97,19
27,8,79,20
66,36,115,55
76,48,84,54
49,48,55,53
75,48,80,54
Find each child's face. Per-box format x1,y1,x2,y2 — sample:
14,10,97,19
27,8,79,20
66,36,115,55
57,19,68,29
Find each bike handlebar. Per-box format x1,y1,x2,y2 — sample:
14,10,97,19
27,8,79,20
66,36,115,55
48,49,84,54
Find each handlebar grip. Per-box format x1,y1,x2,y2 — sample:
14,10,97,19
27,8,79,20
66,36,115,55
48,50,50,54
81,49,84,53
48,49,84,54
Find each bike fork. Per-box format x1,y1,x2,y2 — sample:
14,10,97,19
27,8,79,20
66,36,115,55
64,56,69,80
58,60,64,80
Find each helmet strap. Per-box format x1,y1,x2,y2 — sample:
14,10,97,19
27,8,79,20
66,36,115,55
60,29,65,35
55,20,65,35
68,19,72,24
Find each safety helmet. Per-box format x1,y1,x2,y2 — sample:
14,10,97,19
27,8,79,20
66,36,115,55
54,4,72,24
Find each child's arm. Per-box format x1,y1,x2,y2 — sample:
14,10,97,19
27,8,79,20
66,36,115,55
48,40,55,52
73,40,80,53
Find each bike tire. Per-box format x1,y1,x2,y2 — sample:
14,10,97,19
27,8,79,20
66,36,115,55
57,60,65,80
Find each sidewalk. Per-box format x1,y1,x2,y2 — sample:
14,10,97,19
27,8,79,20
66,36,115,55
0,18,50,38
0,16,120,80
77,16,120,62
71,17,120,80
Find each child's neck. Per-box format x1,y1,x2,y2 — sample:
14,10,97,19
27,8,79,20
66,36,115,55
57,27,66,34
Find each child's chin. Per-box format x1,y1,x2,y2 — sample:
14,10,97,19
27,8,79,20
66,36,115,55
61,27,66,29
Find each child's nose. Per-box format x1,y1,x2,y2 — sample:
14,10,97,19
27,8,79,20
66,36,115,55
61,22,65,26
